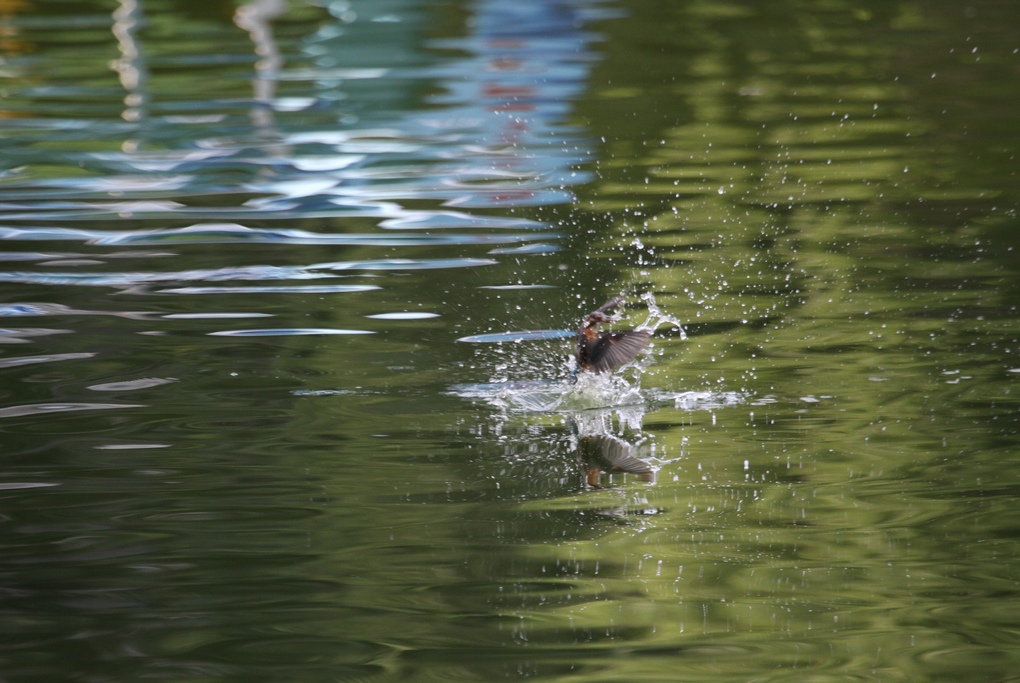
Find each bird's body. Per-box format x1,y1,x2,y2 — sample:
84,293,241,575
575,298,651,374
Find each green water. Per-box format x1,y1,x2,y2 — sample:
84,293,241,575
0,0,1018,680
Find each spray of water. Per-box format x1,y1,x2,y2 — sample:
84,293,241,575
449,292,744,489
635,291,687,340
450,291,720,414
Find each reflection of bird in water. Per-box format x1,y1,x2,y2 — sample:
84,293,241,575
577,434,656,488
576,297,651,374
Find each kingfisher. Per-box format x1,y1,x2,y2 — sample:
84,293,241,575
575,297,651,374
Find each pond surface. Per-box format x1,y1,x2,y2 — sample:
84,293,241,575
1,0,1019,680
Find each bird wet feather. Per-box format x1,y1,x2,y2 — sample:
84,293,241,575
575,298,651,374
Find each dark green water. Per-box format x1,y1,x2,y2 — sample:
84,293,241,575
1,0,1018,680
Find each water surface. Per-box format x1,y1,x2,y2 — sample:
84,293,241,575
1,0,1019,680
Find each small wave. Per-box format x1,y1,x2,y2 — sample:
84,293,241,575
0,402,144,419
365,312,440,320
0,482,61,490
456,329,573,343
162,313,274,319
160,285,379,295
208,328,374,337
0,352,95,369
88,377,178,392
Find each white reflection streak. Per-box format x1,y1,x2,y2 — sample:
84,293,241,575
235,0,287,134
111,0,148,127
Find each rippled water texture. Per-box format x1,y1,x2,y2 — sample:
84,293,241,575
1,0,1019,681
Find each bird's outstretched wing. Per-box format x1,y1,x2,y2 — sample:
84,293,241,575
588,330,651,373
590,297,623,317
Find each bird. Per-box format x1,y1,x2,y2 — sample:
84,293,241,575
575,297,651,374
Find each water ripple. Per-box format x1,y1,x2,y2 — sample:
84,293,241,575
0,302,152,319
0,224,559,246
0,402,144,419
159,284,379,295
162,313,274,320
365,312,440,320
88,377,178,392
457,330,574,343
0,352,96,369
208,328,373,337
0,328,71,343
0,482,61,490
0,257,492,288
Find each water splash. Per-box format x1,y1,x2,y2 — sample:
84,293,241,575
450,371,744,415
634,291,687,340
449,292,732,414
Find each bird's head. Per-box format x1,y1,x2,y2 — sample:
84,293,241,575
583,310,611,328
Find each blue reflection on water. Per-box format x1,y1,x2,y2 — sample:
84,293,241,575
0,0,607,235
0,0,614,350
